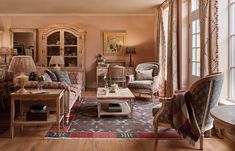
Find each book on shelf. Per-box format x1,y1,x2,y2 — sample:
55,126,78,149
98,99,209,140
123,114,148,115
107,103,122,112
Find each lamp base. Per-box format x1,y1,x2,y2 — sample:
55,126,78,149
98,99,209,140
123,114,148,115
53,64,61,71
15,73,29,94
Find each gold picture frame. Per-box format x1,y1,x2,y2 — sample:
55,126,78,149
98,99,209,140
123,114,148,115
103,31,126,56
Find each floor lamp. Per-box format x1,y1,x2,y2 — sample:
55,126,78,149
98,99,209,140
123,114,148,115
126,47,136,67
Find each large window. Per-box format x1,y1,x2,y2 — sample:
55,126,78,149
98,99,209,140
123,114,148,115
230,0,235,100
190,0,200,77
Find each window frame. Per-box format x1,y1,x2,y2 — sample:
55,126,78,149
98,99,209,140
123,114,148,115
229,0,235,101
189,0,200,82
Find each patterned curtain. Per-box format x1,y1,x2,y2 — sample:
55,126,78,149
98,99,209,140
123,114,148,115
157,0,179,97
199,0,219,77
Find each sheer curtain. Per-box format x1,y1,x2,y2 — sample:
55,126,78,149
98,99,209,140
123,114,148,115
157,0,179,97
199,0,219,77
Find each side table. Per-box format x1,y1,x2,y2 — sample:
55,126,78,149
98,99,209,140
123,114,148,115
10,89,65,138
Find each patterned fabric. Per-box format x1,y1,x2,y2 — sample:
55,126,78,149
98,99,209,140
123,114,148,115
45,69,58,81
68,72,82,84
128,80,153,90
46,98,180,139
136,69,153,80
41,73,52,82
171,92,200,142
54,71,72,86
25,81,69,90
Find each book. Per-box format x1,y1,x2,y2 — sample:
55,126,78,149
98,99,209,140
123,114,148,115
107,103,122,112
30,104,47,113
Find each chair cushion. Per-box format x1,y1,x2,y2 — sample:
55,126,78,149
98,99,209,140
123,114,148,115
128,80,153,90
136,69,153,80
54,71,72,86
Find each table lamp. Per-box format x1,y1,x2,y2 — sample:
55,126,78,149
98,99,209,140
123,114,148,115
8,56,37,93
49,56,64,71
126,47,136,67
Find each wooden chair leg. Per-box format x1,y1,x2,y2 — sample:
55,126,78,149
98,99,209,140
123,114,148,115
200,132,204,150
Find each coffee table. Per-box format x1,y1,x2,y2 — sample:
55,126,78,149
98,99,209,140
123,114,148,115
96,88,135,118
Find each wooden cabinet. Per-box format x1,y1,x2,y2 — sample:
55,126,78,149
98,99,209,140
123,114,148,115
39,24,85,70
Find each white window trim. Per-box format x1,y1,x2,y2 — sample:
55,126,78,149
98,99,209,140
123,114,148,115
228,0,235,102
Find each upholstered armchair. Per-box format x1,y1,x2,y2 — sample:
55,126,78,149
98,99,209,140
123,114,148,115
152,72,224,150
127,62,159,100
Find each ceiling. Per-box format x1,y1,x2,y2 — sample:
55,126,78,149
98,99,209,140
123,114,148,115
0,0,163,15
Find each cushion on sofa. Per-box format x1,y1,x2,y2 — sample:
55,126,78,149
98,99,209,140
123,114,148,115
54,71,72,85
45,69,58,81
136,69,153,80
41,73,52,82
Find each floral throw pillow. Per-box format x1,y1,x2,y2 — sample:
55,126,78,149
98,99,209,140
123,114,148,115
53,71,72,86
136,69,153,80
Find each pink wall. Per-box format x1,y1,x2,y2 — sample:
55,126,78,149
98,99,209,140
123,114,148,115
1,16,156,88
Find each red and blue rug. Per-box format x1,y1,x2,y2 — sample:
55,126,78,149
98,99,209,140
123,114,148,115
46,98,180,139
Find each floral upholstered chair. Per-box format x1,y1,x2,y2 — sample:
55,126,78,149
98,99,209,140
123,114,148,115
127,62,159,101
152,72,224,150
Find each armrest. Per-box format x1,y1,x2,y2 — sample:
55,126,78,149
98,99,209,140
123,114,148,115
68,72,82,84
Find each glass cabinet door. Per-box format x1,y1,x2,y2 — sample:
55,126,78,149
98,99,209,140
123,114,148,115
47,31,60,65
64,31,78,67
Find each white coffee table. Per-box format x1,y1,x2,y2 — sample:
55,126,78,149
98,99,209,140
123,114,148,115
96,88,135,118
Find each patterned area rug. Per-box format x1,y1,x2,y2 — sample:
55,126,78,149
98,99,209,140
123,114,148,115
46,98,180,139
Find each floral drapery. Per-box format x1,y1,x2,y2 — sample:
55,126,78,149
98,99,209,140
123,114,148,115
199,0,219,77
157,0,179,97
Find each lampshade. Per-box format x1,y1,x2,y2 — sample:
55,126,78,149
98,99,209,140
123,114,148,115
8,55,36,94
8,55,37,75
126,47,136,54
49,56,64,65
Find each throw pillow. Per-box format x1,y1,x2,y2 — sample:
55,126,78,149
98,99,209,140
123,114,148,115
29,72,38,81
45,69,58,81
136,69,153,80
53,71,72,85
41,73,52,82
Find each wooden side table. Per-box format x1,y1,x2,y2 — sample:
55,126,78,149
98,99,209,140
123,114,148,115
10,89,65,138
210,105,235,137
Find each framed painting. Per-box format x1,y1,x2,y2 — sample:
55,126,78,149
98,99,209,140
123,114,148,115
103,31,126,56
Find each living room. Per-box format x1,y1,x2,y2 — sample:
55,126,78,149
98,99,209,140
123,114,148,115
0,0,235,151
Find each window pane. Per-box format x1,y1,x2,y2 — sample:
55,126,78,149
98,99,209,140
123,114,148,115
232,0,235,4
197,63,200,76
192,48,196,61
192,35,196,47
232,69,235,100
232,36,235,66
192,20,197,34
231,4,235,34
197,34,200,47
197,48,200,62
197,20,200,32
192,62,196,76
191,0,199,12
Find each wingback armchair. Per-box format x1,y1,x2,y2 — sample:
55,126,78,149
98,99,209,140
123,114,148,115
152,72,224,150
127,62,159,100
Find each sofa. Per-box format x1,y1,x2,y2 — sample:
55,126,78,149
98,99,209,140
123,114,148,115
24,66,83,124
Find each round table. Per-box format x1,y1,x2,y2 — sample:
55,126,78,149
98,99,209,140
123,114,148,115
210,105,235,136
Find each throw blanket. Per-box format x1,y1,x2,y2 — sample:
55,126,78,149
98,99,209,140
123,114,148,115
171,91,200,144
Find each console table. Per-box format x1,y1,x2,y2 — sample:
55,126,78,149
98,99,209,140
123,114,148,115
10,89,65,138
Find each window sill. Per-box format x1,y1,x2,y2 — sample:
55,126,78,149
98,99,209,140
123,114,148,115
219,99,235,105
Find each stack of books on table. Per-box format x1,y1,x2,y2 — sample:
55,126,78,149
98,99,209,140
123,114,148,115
107,103,122,112
26,104,48,121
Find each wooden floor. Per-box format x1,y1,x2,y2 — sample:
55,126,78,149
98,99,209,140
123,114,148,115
0,89,235,151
